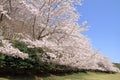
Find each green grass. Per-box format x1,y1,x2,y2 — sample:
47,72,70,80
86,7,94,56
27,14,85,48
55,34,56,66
42,72,120,80
0,72,120,80
0,78,9,80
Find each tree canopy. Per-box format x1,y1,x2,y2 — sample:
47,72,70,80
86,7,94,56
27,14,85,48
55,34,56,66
0,0,119,73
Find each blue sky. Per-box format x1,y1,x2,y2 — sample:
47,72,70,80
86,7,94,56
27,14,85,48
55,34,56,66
77,0,120,63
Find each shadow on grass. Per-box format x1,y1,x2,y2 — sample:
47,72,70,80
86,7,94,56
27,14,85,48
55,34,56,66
0,69,117,80
0,70,87,80
0,73,35,80
0,71,51,80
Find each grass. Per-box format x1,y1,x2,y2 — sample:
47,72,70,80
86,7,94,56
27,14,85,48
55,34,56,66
41,72,120,80
0,72,120,80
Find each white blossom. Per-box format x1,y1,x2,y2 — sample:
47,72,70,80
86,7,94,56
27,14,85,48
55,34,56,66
0,40,28,59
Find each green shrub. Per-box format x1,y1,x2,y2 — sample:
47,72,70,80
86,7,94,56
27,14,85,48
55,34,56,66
0,40,52,74
0,40,72,74
0,53,5,68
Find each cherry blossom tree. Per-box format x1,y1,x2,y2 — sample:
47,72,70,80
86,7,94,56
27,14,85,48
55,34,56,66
0,0,119,72
0,0,84,40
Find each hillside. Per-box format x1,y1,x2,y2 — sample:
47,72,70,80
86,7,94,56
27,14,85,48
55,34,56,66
114,63,120,69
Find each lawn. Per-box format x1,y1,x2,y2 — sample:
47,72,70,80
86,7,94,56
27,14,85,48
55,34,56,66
0,72,120,80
